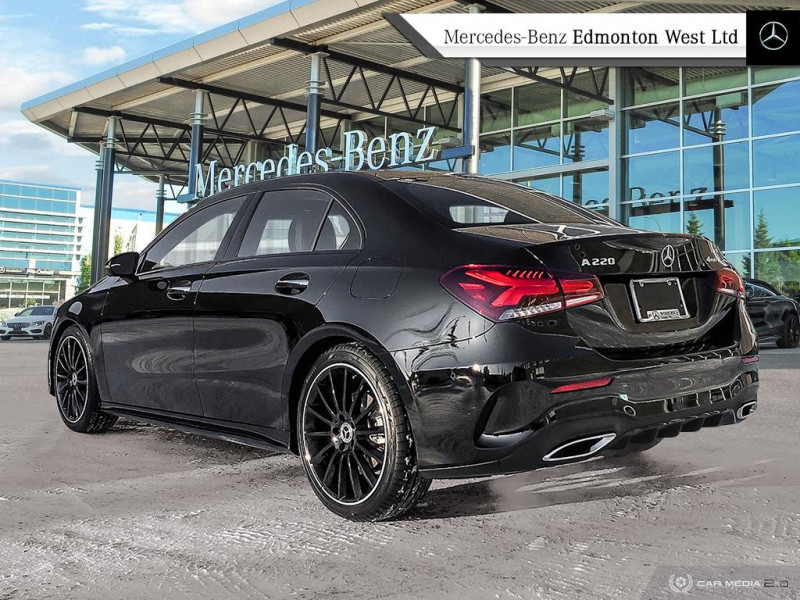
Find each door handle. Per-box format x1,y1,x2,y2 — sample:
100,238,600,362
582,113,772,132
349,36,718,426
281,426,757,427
275,273,309,295
166,281,192,301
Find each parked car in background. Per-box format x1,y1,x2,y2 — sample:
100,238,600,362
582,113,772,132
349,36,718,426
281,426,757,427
744,279,800,348
1,305,57,340
46,172,759,521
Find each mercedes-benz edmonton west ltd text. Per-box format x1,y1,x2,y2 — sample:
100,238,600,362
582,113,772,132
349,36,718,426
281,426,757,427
47,172,759,521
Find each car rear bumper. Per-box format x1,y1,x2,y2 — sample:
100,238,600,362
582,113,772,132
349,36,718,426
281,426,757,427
428,372,756,478
392,321,759,479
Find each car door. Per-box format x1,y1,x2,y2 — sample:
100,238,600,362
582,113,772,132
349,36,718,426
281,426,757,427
100,195,247,415
193,188,361,433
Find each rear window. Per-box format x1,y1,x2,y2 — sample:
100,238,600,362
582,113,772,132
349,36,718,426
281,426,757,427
384,178,613,228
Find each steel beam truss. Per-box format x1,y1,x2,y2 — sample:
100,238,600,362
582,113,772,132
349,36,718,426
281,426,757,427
271,38,462,131
508,66,613,105
71,94,323,185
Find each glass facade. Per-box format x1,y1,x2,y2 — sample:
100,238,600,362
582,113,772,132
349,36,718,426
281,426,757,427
469,66,800,295
622,66,800,294
0,180,81,307
479,70,612,215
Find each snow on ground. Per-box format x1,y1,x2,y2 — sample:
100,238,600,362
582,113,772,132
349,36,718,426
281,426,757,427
1,341,798,599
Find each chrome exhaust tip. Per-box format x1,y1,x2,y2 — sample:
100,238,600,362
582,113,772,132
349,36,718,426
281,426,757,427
736,401,757,420
542,433,617,462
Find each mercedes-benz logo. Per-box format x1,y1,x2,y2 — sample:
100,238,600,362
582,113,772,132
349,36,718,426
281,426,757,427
759,21,789,51
661,245,676,268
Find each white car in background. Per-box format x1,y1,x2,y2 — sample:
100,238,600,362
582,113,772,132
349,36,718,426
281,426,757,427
0,305,57,341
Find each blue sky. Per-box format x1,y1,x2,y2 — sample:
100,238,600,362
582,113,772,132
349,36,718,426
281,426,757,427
0,0,277,211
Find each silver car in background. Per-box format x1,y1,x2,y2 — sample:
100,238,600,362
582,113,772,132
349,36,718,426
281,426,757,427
0,305,57,341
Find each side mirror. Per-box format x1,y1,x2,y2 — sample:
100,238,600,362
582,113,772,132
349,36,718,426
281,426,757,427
106,252,140,278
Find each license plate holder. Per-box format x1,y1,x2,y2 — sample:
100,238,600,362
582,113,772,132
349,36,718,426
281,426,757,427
629,277,690,323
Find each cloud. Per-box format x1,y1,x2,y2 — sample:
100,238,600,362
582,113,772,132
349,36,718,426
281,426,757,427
0,13,33,22
79,45,127,66
0,164,77,187
0,64,74,111
0,23,75,110
81,22,116,31
82,0,282,35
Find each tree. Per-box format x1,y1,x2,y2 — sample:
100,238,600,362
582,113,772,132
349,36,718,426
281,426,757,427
746,209,781,285
76,255,92,293
686,211,704,236
113,232,124,256
753,209,772,249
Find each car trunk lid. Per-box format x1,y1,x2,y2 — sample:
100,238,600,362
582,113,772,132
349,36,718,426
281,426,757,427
458,223,737,353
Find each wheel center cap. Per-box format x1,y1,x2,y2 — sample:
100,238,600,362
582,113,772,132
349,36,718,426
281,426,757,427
339,422,355,444
71,373,78,386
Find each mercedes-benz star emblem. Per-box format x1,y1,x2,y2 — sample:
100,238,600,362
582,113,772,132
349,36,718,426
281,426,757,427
661,245,676,268
759,21,789,51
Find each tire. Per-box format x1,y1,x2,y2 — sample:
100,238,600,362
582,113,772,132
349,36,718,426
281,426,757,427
604,439,662,457
53,325,117,433
43,323,53,340
297,343,430,521
777,313,800,349
0,337,9,341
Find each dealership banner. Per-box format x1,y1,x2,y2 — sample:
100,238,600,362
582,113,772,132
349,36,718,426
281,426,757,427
387,11,800,66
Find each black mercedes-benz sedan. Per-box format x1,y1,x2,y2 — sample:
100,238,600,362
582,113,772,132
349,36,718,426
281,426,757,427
48,171,759,521
744,278,800,348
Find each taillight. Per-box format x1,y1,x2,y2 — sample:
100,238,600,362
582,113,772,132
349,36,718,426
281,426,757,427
550,377,613,394
440,265,604,322
714,267,745,299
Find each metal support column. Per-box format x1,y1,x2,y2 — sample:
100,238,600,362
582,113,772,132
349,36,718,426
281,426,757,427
155,174,166,235
607,67,624,222
90,157,104,282
93,116,117,281
462,4,483,174
712,109,727,250
187,89,206,198
305,52,326,159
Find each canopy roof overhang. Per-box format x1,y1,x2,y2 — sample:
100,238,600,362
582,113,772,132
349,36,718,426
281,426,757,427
21,0,796,192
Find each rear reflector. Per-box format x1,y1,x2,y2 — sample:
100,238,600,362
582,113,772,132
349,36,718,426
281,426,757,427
741,355,760,364
550,377,613,394
714,267,745,299
440,265,604,322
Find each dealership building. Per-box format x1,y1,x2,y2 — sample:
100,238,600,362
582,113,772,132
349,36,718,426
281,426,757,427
20,0,800,292
0,180,82,307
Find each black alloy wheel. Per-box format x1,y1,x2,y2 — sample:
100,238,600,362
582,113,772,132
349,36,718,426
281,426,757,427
778,314,800,348
298,343,430,521
54,325,117,433
55,335,89,423
303,363,386,504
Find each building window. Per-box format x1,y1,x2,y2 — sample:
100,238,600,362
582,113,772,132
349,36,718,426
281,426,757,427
620,66,800,294
480,68,611,182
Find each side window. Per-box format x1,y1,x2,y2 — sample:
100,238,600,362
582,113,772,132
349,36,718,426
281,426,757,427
315,201,361,251
238,190,330,257
142,197,245,272
757,285,776,298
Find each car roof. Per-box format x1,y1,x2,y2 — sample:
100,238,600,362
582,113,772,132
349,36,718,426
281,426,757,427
192,170,526,209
